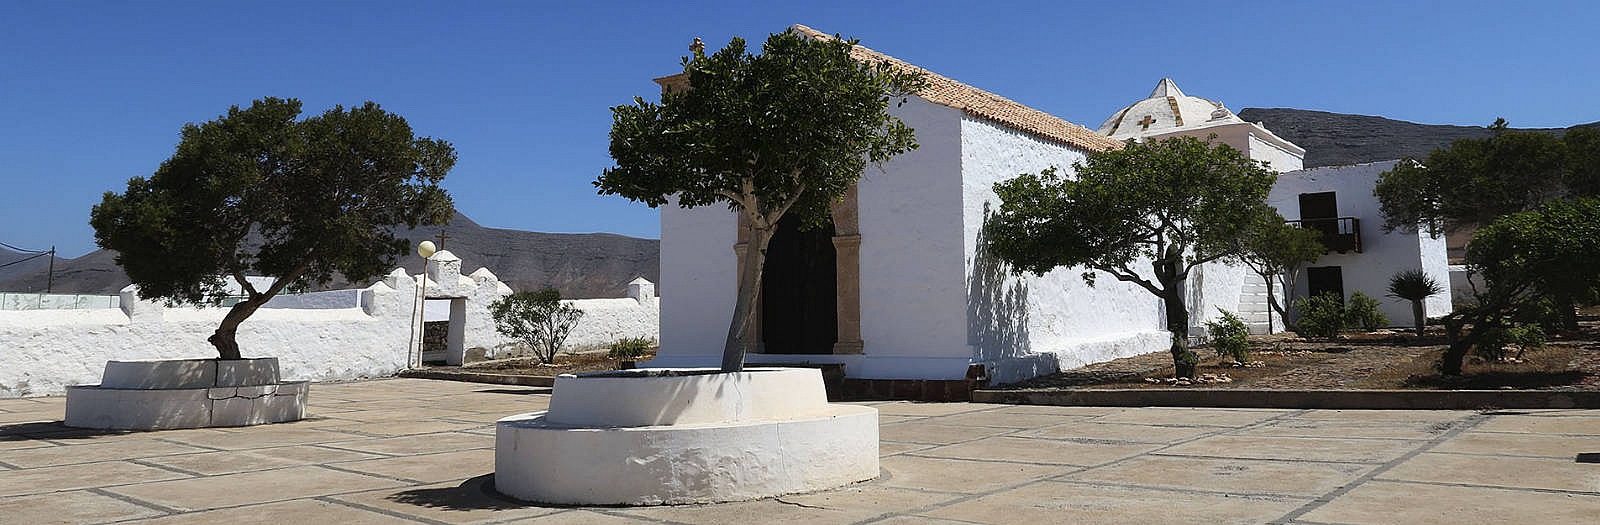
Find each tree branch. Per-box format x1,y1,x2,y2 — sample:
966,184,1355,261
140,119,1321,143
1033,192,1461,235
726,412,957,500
1098,265,1164,296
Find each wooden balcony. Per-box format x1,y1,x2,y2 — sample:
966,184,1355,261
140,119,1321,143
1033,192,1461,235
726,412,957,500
1287,217,1362,253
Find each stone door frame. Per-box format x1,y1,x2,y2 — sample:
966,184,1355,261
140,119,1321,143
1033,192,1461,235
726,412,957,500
734,184,863,355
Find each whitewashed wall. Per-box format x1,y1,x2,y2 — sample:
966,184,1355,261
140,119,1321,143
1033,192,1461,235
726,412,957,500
959,116,1168,383
1269,160,1453,327
0,255,661,397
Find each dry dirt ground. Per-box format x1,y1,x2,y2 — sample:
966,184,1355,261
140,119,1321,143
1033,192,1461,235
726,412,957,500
1002,322,1600,391
435,350,658,377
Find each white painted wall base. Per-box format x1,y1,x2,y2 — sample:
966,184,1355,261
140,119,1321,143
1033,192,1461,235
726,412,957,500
64,358,307,430
494,368,878,505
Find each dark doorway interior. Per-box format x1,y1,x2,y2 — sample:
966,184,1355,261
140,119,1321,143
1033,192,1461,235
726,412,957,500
1299,192,1339,219
1306,266,1345,303
761,213,838,354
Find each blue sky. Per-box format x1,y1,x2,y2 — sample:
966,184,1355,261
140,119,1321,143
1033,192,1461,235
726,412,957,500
3,1,1597,257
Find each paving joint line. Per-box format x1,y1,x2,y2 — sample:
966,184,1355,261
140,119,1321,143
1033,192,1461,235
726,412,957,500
314,494,449,524
1367,477,1600,497
1044,478,1311,502
314,462,434,485
87,486,184,515
1267,413,1490,524
1144,452,1387,465
125,458,208,477
852,408,1310,524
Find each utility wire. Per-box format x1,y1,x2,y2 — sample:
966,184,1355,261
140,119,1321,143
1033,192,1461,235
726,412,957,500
0,251,51,269
0,241,51,254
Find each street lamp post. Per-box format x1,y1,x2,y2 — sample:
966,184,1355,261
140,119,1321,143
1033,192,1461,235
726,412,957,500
408,240,437,369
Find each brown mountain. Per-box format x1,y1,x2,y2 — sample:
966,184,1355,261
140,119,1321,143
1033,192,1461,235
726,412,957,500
0,212,660,299
1236,108,1599,168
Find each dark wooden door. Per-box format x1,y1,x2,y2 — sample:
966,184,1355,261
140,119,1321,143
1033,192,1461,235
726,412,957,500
761,214,838,354
1306,266,1344,303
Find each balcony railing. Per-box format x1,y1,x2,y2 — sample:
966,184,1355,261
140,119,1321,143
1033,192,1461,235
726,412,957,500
1287,217,1361,253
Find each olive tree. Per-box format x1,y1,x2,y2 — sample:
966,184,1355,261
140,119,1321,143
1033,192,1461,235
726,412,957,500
1238,211,1325,332
595,30,925,372
91,98,455,359
1440,198,1600,374
984,136,1277,377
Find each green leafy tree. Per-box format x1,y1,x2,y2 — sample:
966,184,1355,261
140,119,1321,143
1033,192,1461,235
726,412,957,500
1238,212,1325,332
595,30,926,372
489,289,586,364
1374,124,1572,236
1375,121,1600,329
984,136,1278,377
90,98,455,360
1387,269,1444,336
1439,198,1600,374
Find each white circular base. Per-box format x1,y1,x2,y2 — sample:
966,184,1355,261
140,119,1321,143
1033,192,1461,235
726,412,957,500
64,358,306,430
495,404,878,505
493,367,879,505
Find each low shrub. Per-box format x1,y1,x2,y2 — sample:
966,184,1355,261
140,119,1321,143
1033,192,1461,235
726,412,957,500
1204,308,1251,363
607,337,654,361
1293,292,1345,339
1345,291,1390,331
1474,322,1546,362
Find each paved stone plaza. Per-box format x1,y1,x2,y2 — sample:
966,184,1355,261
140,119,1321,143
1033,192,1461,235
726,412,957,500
1,378,1596,524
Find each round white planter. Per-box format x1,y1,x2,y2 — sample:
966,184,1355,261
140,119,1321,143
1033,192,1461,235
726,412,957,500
495,367,878,505
65,357,307,430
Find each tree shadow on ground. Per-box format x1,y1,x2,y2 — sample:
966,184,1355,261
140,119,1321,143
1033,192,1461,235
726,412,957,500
474,388,553,395
0,421,143,441
1402,370,1588,389
386,474,562,510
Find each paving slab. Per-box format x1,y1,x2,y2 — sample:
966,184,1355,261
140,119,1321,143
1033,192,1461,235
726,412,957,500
1013,421,1219,444
914,435,1159,466
1431,431,1599,458
1379,452,1600,493
105,464,408,511
1060,454,1369,497
1159,434,1423,463
922,479,1306,524
125,498,404,524
0,490,166,524
329,479,564,524
876,454,1070,493
2,378,1595,523
0,460,191,497
1299,479,1600,524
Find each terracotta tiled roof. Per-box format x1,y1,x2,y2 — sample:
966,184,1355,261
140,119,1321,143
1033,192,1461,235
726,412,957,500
792,24,1120,153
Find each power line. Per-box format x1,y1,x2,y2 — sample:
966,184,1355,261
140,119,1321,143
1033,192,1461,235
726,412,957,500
0,241,50,254
0,251,51,269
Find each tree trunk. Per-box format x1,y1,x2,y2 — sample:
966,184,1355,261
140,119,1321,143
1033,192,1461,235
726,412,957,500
1555,293,1579,333
1411,300,1426,337
721,228,771,372
1440,316,1470,376
1263,274,1277,335
209,299,266,360
1164,290,1197,378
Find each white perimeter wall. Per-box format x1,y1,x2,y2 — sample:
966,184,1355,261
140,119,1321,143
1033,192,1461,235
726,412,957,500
1270,161,1452,326
960,116,1167,383
0,264,660,397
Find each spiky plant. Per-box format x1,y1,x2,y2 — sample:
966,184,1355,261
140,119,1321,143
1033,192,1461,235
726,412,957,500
1388,269,1444,336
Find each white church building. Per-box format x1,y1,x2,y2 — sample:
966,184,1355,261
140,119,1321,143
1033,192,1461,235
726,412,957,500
649,26,1450,387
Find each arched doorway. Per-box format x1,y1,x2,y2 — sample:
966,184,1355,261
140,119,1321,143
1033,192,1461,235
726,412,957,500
761,214,838,354
734,184,863,355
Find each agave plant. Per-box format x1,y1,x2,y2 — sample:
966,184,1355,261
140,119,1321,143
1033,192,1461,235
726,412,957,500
1387,269,1444,336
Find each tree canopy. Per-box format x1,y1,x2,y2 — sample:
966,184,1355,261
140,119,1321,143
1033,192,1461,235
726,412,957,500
1440,197,1600,374
91,97,455,359
1374,123,1599,235
984,135,1278,377
596,30,926,371
1238,211,1325,331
